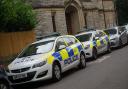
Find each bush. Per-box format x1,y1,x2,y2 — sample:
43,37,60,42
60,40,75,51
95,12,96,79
0,0,37,32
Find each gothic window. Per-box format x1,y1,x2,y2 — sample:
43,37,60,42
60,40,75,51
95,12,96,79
51,12,56,32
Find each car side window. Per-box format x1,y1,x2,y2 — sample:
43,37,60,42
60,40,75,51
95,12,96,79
63,37,73,46
119,27,126,34
55,38,67,51
99,31,105,37
94,33,100,40
69,37,78,44
95,33,100,38
93,37,96,41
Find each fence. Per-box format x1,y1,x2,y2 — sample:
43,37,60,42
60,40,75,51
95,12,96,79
0,31,36,59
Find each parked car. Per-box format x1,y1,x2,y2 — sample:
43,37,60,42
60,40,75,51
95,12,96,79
104,26,128,48
75,30,111,59
125,24,128,34
0,63,11,89
7,35,86,84
124,24,128,41
36,32,61,41
77,28,96,34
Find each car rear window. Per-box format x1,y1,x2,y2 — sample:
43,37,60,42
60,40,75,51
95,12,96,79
76,33,92,42
104,29,117,35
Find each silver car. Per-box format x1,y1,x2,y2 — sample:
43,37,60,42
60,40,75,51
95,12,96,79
75,30,111,59
104,26,128,48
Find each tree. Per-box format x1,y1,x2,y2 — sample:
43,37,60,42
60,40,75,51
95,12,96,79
0,0,37,32
115,0,128,25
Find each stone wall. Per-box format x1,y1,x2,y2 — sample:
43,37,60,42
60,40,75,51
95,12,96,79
32,0,117,36
55,10,68,35
105,11,116,28
34,8,68,36
85,10,100,29
34,9,54,36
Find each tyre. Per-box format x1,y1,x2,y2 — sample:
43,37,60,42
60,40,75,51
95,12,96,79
52,62,61,81
119,39,123,48
79,53,86,69
92,48,97,60
0,81,9,89
107,43,111,53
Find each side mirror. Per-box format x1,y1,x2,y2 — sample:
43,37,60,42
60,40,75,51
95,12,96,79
56,45,66,51
119,31,122,35
59,45,66,50
95,37,99,40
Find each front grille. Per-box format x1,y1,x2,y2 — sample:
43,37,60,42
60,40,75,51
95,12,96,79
11,67,30,73
8,71,36,83
111,42,116,46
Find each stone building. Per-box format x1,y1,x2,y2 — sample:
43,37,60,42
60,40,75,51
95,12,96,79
28,0,117,36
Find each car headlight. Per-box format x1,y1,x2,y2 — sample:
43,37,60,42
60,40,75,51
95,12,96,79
32,60,47,68
111,38,117,41
85,45,90,49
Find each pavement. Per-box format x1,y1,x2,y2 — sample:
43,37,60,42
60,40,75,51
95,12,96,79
13,45,128,89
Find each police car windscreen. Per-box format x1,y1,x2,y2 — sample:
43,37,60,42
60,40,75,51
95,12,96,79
104,29,117,35
18,40,54,58
76,33,92,42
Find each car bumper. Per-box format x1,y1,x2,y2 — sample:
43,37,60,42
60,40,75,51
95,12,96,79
84,48,93,58
8,64,52,85
110,40,119,48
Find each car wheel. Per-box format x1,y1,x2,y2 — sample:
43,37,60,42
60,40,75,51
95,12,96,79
107,43,111,53
52,62,61,81
92,48,97,60
0,81,9,89
119,39,123,48
79,53,86,69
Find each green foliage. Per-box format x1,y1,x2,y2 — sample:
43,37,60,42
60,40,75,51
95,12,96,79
0,0,37,32
115,0,128,25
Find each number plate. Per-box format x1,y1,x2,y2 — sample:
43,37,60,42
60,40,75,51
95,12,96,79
13,74,27,80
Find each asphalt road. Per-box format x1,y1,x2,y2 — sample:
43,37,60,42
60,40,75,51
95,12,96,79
13,45,128,89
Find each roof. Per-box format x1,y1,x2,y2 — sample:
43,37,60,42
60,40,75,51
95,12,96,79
33,35,75,44
75,31,95,37
33,37,57,44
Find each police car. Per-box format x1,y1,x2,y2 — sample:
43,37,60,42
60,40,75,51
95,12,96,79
104,26,128,48
7,35,86,84
75,30,111,59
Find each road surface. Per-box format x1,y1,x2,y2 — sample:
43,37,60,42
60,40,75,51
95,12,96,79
13,45,128,89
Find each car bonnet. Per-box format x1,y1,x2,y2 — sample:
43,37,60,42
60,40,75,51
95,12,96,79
8,52,53,70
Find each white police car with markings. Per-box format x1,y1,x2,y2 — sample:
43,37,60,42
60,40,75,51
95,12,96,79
75,30,111,59
7,35,86,84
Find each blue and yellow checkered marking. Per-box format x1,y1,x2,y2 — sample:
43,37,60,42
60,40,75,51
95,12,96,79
52,52,62,61
48,43,82,64
66,47,74,57
77,44,83,52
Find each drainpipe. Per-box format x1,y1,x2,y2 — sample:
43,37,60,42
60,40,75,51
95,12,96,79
102,0,107,28
113,0,118,26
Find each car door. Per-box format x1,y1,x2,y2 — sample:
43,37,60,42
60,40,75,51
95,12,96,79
54,37,70,71
99,31,108,51
63,37,79,70
94,32,103,53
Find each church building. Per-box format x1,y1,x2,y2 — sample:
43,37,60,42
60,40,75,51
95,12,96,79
28,0,117,36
